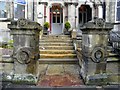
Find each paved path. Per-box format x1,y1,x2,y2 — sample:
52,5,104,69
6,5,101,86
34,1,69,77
37,64,84,87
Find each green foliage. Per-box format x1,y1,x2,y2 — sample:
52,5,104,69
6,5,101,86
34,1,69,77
65,21,71,30
8,39,13,49
44,22,50,29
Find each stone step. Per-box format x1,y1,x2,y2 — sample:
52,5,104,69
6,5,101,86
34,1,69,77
76,36,82,40
107,57,120,62
108,52,119,57
1,55,14,63
107,49,113,52
38,58,78,64
41,38,72,40
39,43,73,46
42,35,71,38
40,50,76,54
40,54,77,59
40,40,73,43
39,46,74,50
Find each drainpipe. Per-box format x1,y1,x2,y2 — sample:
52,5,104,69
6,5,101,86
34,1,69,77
75,4,77,29
33,0,34,21
103,0,106,20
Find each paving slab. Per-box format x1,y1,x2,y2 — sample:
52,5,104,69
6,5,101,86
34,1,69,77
46,65,64,75
63,64,81,75
38,64,48,75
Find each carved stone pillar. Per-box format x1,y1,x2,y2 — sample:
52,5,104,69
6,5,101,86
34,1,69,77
7,18,42,84
80,18,113,85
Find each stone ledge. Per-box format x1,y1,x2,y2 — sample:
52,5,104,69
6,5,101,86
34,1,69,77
85,73,120,85
1,74,37,85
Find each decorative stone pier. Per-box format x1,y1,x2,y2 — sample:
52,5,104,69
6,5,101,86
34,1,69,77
80,18,113,85
7,18,42,84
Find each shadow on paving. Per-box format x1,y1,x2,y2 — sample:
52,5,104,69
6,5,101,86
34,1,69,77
37,73,84,87
1,83,120,90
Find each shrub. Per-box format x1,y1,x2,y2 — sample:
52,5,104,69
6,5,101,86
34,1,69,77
43,22,50,29
65,21,71,30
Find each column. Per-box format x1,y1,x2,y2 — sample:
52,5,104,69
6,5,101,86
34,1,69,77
6,0,14,19
68,4,76,29
33,1,37,21
27,0,33,20
106,1,110,22
98,5,103,18
37,4,44,25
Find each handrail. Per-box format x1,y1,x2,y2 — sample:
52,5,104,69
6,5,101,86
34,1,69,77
110,31,120,39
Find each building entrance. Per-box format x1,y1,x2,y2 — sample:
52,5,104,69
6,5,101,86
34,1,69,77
50,4,63,35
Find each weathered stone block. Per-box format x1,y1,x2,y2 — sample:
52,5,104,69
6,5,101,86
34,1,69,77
7,18,42,84
80,18,113,85
71,29,77,39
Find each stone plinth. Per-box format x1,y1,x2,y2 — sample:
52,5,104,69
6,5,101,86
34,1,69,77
80,18,113,85
6,18,42,84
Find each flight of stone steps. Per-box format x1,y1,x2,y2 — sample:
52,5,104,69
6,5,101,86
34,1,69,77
76,34,120,62
39,35,78,64
107,45,120,62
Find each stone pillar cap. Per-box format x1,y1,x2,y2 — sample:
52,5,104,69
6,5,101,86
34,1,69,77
8,18,42,30
80,18,113,31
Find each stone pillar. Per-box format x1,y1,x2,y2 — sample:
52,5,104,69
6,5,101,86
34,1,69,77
68,4,76,29
8,18,42,84
33,1,38,21
27,0,34,21
6,1,11,19
98,5,103,18
80,18,113,85
37,2,48,25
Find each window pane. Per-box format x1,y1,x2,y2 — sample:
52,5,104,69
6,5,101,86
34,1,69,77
117,8,120,21
57,14,60,23
14,0,26,19
117,0,120,7
0,1,7,18
53,14,56,23
79,13,82,23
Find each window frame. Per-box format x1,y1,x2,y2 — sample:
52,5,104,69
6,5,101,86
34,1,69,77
14,0,27,20
0,0,8,20
115,0,120,23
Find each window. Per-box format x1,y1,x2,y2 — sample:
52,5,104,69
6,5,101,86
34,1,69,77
52,5,63,23
116,0,120,22
79,5,92,25
14,0,26,19
0,0,8,19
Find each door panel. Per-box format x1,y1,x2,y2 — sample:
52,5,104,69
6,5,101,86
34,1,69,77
52,23,63,34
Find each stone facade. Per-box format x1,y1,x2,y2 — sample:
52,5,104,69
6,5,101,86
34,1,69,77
0,0,119,34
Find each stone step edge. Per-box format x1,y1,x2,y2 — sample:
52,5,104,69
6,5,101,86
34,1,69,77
40,50,75,52
39,46,74,48
40,41,73,42
107,57,120,62
42,35,70,37
38,58,79,64
39,58,78,61
40,54,77,56
40,42,73,44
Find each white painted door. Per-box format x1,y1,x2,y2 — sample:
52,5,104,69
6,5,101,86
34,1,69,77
51,9,63,35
